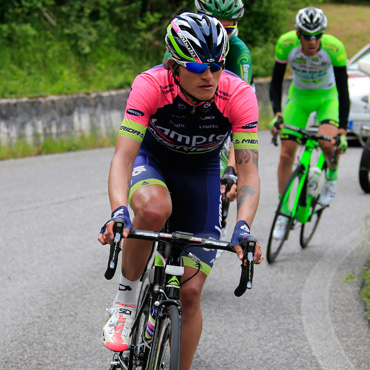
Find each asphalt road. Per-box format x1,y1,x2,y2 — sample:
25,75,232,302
0,130,369,370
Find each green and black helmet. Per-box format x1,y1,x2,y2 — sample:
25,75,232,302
194,0,245,20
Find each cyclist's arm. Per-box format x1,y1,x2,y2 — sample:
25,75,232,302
269,61,287,115
233,146,263,264
234,148,260,227
109,136,140,212
334,65,350,133
222,143,237,201
101,136,141,241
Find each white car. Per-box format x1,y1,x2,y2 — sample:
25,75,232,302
308,44,370,146
347,43,370,145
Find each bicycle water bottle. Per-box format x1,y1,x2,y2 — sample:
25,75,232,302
308,167,322,195
145,304,158,341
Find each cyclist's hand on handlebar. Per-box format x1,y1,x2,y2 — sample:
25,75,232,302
335,132,348,154
230,220,264,264
269,115,283,146
221,166,238,202
98,206,132,245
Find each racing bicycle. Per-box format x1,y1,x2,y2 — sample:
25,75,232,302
104,220,256,370
267,124,339,263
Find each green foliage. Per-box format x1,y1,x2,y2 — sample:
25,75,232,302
0,0,309,98
0,132,117,160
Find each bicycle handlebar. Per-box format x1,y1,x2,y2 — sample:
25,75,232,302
104,227,256,297
273,124,339,164
104,221,125,280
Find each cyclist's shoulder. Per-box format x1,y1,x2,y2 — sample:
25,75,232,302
218,71,256,107
229,34,251,52
276,30,299,46
320,34,347,65
129,66,177,106
219,70,251,90
133,65,174,91
321,34,346,52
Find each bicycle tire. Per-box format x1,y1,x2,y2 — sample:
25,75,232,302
300,164,327,249
149,304,181,370
359,137,370,193
131,270,152,370
266,165,303,263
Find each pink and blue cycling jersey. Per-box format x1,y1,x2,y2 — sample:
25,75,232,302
118,64,259,274
119,64,259,166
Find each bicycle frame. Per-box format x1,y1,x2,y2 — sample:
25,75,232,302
281,139,326,225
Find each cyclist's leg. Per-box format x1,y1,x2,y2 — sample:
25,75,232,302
278,139,299,196
316,87,340,170
316,88,340,205
180,269,207,370
103,151,172,352
123,152,172,280
280,87,309,196
167,158,221,370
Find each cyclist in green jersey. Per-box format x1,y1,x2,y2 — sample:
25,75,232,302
269,7,350,239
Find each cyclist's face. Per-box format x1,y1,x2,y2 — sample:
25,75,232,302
297,31,322,56
171,61,222,103
218,18,237,40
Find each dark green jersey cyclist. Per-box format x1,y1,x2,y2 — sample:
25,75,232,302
194,0,252,85
193,0,253,241
269,7,350,240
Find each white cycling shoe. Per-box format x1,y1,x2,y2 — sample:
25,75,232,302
319,179,337,206
102,302,136,352
273,215,288,240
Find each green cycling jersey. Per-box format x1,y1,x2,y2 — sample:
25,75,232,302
275,30,347,90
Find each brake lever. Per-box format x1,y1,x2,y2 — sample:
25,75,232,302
104,221,124,280
271,116,283,147
234,237,256,297
221,177,234,225
331,135,340,165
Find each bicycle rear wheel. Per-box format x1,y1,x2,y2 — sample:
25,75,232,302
300,165,327,248
150,304,181,370
359,137,370,193
266,166,303,263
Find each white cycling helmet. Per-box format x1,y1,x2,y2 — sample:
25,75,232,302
295,7,327,34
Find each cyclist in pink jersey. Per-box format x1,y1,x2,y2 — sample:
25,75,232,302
98,12,263,369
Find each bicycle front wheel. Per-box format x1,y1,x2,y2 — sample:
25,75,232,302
300,164,327,249
150,304,181,370
266,165,303,263
131,270,152,369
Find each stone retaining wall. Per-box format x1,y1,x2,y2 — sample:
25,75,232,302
0,78,291,145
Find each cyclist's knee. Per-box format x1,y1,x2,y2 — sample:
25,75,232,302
280,143,296,166
181,283,202,312
132,189,172,229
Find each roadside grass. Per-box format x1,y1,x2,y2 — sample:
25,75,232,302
321,3,370,59
0,133,116,160
345,216,370,320
359,217,370,320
